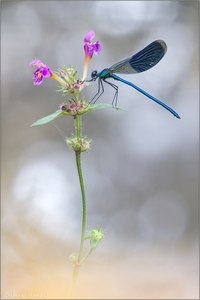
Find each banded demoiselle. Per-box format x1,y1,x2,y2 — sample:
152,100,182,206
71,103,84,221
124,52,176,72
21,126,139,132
88,40,180,119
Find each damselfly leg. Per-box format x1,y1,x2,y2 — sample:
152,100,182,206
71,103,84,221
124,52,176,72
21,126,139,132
103,79,119,107
90,78,104,104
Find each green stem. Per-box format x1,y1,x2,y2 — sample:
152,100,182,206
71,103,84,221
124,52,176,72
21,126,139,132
75,150,87,261
75,114,82,138
68,115,87,299
80,248,93,265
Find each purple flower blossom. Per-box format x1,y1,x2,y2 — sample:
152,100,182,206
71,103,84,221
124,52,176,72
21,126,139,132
84,31,101,58
30,59,52,85
84,31,95,43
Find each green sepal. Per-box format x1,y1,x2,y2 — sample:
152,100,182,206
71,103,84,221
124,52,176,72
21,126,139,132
31,110,64,127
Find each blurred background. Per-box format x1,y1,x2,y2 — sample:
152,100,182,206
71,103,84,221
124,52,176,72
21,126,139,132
1,1,199,299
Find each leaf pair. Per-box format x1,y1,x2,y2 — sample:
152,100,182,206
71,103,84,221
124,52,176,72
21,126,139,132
31,104,126,127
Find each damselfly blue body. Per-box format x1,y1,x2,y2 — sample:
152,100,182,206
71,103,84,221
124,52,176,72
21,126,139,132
88,40,180,119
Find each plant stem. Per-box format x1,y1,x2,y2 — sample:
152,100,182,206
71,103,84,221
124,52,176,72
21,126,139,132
80,248,93,265
75,114,82,138
75,150,87,261
68,115,87,299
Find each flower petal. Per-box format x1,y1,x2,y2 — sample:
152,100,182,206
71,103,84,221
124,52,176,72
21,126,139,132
84,31,95,43
30,59,45,67
84,44,93,57
93,41,101,55
40,67,52,78
33,76,43,85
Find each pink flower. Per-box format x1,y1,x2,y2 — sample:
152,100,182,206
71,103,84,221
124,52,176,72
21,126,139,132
30,59,52,85
84,31,101,58
82,31,102,80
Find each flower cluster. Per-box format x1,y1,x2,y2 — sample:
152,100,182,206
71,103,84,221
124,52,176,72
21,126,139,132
60,101,89,115
30,31,101,87
58,66,86,95
66,136,91,152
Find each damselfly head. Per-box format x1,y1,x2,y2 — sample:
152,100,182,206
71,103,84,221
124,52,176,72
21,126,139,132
91,70,98,80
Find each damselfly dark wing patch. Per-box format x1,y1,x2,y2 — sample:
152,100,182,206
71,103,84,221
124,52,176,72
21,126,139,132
108,40,167,74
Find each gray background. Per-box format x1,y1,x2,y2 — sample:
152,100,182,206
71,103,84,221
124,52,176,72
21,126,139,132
1,1,199,299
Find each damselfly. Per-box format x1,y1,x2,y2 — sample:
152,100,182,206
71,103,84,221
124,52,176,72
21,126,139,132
88,40,180,119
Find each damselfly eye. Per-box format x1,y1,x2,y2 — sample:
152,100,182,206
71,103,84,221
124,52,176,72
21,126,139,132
91,70,97,78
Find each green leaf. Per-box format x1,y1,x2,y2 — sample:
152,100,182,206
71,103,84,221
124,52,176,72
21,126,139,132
89,103,127,112
89,103,113,110
31,110,64,127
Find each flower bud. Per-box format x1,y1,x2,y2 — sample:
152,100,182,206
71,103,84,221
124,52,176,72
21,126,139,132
66,136,91,152
60,101,89,116
58,66,86,95
69,252,78,264
88,228,105,250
